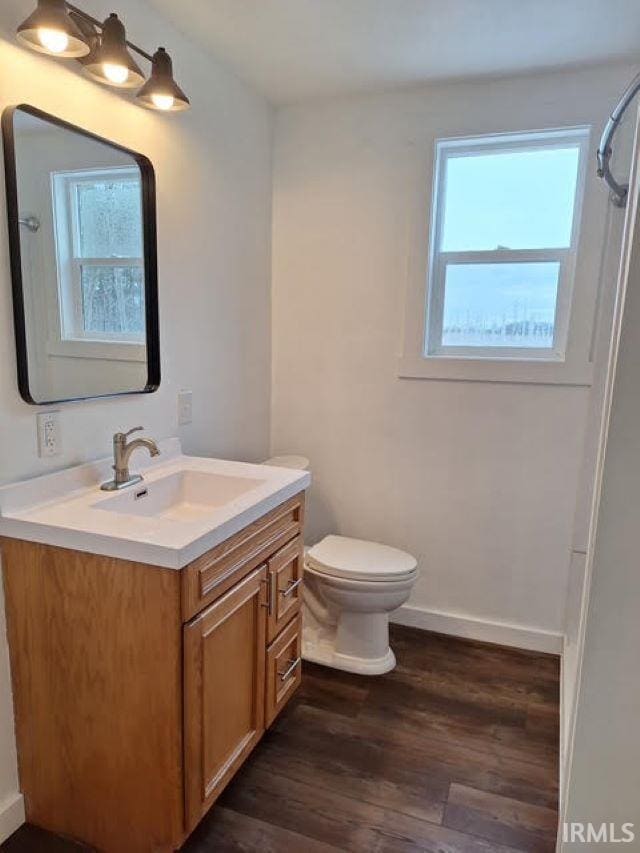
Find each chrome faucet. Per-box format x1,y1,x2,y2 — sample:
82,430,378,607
100,427,160,491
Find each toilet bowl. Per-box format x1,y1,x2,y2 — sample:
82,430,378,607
263,454,418,675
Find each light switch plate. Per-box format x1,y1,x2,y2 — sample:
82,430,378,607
178,390,193,425
37,411,61,457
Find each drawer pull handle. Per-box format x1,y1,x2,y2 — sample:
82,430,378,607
280,578,302,598
278,657,301,682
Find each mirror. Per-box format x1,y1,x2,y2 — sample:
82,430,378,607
2,104,159,404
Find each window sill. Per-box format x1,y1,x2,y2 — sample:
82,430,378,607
397,354,593,386
47,339,146,363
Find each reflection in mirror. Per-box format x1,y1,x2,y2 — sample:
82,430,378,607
2,105,159,404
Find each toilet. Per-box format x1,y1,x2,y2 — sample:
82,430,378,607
303,535,418,674
263,455,418,675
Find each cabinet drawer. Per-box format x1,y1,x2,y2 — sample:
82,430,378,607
182,493,305,621
267,535,303,643
265,614,302,727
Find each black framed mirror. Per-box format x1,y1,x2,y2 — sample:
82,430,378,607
2,104,160,404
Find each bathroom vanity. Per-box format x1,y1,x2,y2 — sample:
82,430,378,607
0,440,308,852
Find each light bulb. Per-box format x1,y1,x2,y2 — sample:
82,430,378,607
151,93,174,110
103,62,128,84
37,27,69,54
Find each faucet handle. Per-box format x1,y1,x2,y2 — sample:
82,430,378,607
114,426,144,442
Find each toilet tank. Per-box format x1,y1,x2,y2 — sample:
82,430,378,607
263,455,310,471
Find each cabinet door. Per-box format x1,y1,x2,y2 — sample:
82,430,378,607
184,564,267,832
267,536,303,642
266,614,302,727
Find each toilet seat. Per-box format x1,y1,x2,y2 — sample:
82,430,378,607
306,535,417,583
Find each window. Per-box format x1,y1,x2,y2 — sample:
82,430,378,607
52,167,145,346
424,128,589,363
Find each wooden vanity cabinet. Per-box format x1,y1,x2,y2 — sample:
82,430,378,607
1,491,305,853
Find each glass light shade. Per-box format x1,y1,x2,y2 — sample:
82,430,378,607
84,13,144,89
17,0,90,58
137,47,190,112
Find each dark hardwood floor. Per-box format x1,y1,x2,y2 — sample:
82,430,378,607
2,625,560,852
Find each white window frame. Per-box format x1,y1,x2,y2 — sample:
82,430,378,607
49,166,146,362
399,126,596,386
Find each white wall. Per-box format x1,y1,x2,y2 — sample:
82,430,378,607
271,63,637,649
0,0,273,836
561,119,640,848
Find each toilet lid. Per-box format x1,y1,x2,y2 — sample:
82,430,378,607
306,535,417,582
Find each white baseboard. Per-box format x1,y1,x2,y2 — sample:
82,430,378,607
391,604,563,654
0,791,24,843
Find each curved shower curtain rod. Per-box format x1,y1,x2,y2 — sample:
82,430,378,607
597,70,640,208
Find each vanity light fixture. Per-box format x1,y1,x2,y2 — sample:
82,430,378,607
15,1,190,112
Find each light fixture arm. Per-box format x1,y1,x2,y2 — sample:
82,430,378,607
66,2,153,62
597,71,640,208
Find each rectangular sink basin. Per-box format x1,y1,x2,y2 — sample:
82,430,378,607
93,470,266,522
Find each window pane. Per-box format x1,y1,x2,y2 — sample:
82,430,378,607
441,262,559,349
76,177,142,258
80,266,145,336
440,146,581,251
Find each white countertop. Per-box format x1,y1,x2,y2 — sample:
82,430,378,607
0,439,310,569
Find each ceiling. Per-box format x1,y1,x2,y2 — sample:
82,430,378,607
146,0,640,105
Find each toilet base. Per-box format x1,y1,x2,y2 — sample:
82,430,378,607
302,633,396,675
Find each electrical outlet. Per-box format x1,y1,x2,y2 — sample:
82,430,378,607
37,411,61,457
178,389,193,425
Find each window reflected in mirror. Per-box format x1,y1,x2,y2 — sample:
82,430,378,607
2,105,159,404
